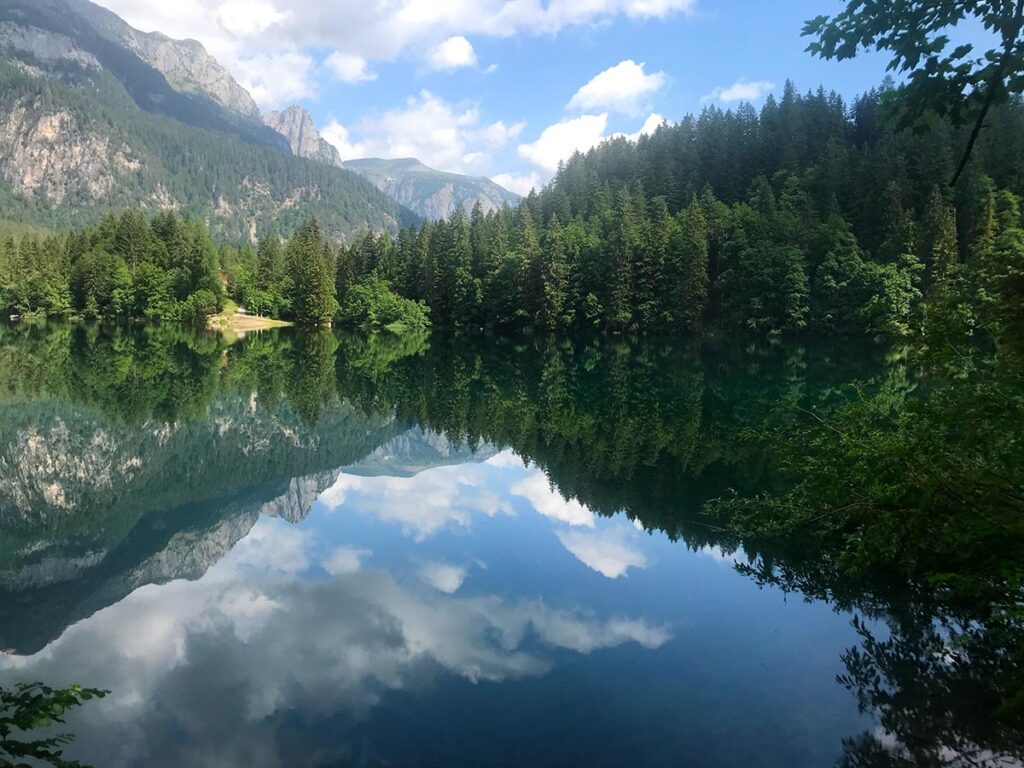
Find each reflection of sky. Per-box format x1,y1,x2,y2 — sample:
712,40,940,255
0,450,871,768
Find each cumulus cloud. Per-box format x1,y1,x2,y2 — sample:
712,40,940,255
324,51,376,83
319,460,512,540
0,550,669,765
321,91,521,173
518,113,609,173
425,35,477,71
225,518,311,575
511,470,594,527
322,546,371,575
701,79,776,104
418,561,469,593
215,0,288,37
613,112,666,142
568,60,666,115
320,120,366,160
556,526,648,578
491,171,542,196
234,50,317,109
93,0,696,106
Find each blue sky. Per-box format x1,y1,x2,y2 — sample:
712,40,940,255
94,0,921,194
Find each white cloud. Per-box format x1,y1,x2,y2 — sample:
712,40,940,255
701,79,776,104
1,552,670,764
92,0,697,106
418,561,469,593
518,113,609,173
322,546,371,575
568,60,666,116
425,35,477,71
319,460,512,540
614,112,665,142
225,518,311,575
492,172,542,196
322,91,521,173
511,470,594,527
324,52,377,83
215,0,288,37
556,527,648,578
234,50,317,109
321,120,366,161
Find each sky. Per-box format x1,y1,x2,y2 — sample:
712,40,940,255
91,0,907,195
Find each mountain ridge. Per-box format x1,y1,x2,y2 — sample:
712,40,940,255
344,156,520,220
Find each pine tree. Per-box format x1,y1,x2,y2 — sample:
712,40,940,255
539,216,572,330
284,218,335,326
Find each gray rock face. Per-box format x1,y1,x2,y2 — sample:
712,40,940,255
0,22,99,69
65,0,261,118
263,105,343,167
0,96,141,204
344,157,520,221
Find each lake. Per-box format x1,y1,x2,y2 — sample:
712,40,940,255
0,324,1017,767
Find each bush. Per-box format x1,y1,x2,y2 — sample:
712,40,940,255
182,289,220,322
337,275,430,334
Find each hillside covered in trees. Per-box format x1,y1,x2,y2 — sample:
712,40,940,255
0,0,418,242
3,81,1024,343
344,81,1024,340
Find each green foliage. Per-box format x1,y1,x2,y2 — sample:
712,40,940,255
0,45,416,241
357,84,1024,340
1,682,107,768
804,0,1024,183
282,219,336,326
337,274,431,334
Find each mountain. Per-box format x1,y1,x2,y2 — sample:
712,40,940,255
345,157,520,221
0,0,417,241
63,0,262,120
343,426,498,477
263,105,343,168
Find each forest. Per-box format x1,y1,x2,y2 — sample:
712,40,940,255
3,79,1023,343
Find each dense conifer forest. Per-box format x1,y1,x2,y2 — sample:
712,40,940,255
2,81,1023,342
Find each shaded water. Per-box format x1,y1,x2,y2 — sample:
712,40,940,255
0,324,1015,767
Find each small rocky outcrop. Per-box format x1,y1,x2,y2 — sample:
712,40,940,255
263,105,343,167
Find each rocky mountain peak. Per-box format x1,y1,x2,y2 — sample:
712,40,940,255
263,105,343,167
64,0,261,119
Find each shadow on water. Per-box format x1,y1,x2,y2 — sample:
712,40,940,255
0,321,1020,767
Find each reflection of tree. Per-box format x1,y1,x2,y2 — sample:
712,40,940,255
835,609,1024,767
283,330,338,427
2,323,1021,764
705,342,1024,766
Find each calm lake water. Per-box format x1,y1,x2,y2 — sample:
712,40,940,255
0,324,981,767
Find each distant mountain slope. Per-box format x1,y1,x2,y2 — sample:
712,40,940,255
0,0,418,240
263,105,343,168
345,157,520,221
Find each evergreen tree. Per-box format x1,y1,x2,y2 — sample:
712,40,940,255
284,218,335,326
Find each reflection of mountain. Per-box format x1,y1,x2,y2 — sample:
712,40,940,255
0,395,405,654
0,401,509,654
344,426,498,478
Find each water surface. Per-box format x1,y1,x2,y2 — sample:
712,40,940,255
0,325,958,766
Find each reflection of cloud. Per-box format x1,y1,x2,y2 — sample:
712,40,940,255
696,545,743,566
511,470,594,527
322,546,371,575
319,463,512,540
224,518,311,574
0,554,669,767
484,449,527,468
417,561,468,593
557,527,647,578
